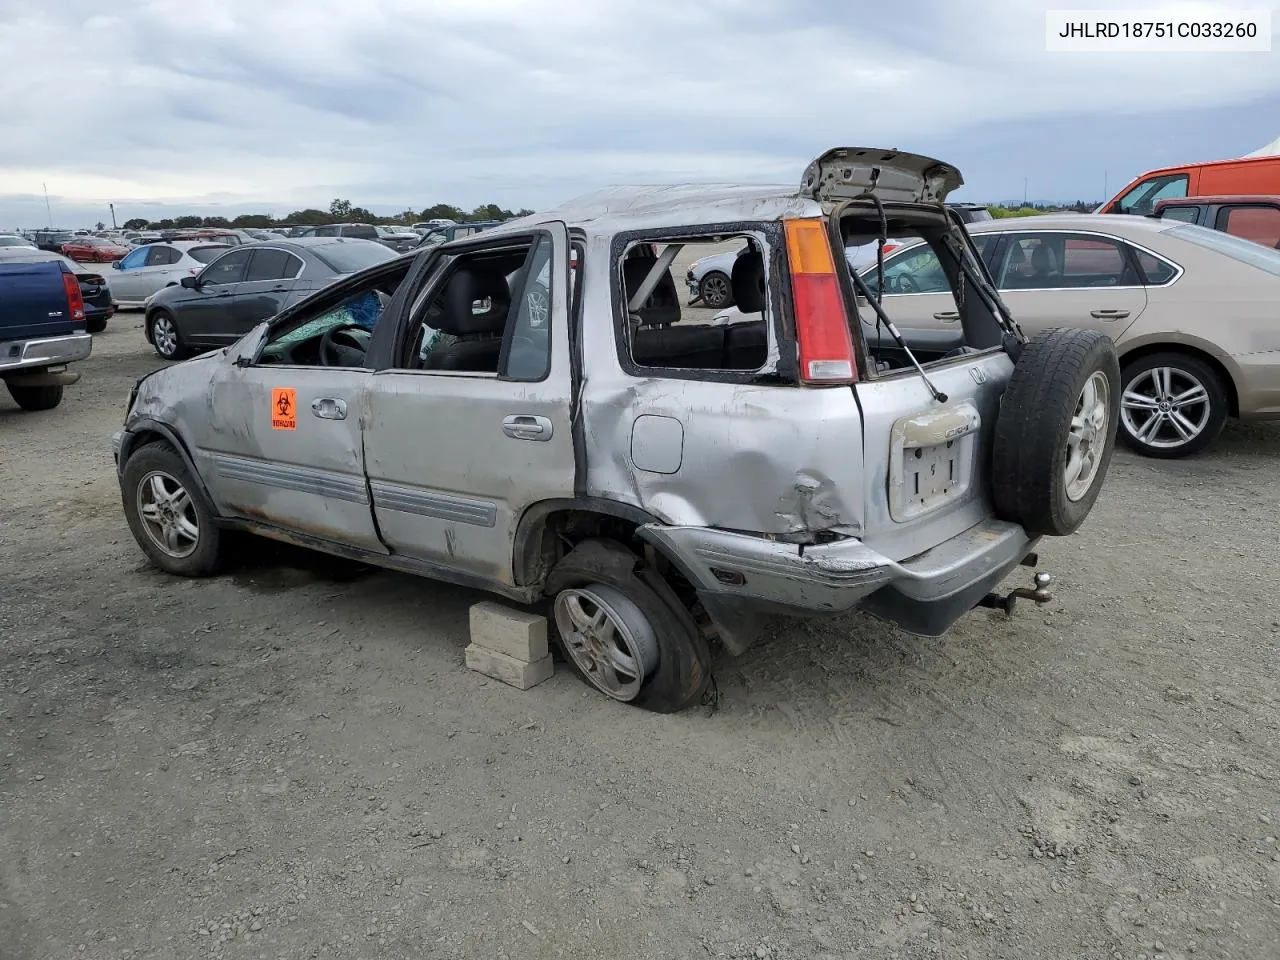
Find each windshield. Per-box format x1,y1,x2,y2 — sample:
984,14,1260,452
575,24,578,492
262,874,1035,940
311,240,397,274
1165,222,1280,277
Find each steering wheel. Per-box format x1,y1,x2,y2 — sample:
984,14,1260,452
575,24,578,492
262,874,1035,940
889,272,921,294
320,323,373,367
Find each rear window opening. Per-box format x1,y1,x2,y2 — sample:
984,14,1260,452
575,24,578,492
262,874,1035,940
839,208,1007,379
617,234,775,374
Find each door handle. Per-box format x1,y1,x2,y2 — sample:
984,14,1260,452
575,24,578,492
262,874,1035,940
933,311,959,322
311,397,347,420
1089,309,1130,320
502,414,553,441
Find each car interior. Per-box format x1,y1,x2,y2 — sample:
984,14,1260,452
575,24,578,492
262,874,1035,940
620,238,770,372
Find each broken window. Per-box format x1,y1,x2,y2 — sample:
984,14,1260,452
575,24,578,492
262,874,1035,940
617,235,772,373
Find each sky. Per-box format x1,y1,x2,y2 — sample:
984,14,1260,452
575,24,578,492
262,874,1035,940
1,0,1278,229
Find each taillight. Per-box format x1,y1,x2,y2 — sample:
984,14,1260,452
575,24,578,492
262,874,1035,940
783,218,857,384
62,271,85,323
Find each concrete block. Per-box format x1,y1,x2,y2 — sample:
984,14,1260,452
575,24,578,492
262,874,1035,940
464,644,554,690
469,601,548,662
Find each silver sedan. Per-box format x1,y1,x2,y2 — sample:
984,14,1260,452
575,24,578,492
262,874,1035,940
108,241,232,308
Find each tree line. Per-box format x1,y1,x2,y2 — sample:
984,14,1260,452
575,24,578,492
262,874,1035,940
122,198,535,232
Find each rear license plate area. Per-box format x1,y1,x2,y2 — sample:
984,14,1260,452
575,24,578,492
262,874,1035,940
888,404,980,522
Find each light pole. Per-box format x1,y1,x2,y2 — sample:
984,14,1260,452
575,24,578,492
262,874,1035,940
109,203,117,229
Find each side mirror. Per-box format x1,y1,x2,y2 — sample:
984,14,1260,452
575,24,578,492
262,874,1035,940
180,275,200,289
112,260,122,270
230,321,269,367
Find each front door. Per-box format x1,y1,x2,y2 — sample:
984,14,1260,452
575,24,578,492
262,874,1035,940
184,247,253,344
189,266,417,553
224,247,306,340
990,231,1147,339
363,223,575,586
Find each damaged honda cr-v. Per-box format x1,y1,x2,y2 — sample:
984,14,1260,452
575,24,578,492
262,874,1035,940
113,146,1120,712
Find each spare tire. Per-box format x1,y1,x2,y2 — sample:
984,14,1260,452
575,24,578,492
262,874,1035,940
991,327,1120,537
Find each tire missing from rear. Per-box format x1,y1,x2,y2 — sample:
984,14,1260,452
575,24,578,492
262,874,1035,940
992,327,1121,537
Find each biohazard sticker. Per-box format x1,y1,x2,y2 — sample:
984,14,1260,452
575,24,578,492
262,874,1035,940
271,388,297,430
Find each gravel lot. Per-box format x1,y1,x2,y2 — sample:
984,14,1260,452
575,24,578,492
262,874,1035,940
2,304,1279,960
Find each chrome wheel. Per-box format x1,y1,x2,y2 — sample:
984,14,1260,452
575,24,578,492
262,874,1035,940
1065,371,1110,502
1120,366,1211,450
553,584,659,702
151,313,178,358
700,272,731,308
526,286,549,329
136,470,200,558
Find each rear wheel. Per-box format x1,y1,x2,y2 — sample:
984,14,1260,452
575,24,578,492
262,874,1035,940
6,382,63,411
992,328,1121,537
86,315,107,334
546,539,710,712
1118,352,1227,458
148,309,188,360
698,271,733,309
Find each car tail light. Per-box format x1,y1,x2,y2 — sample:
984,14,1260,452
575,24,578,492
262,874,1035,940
62,271,85,323
783,218,857,384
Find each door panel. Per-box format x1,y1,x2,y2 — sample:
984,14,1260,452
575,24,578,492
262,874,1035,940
184,248,251,341
196,365,384,551
363,224,574,586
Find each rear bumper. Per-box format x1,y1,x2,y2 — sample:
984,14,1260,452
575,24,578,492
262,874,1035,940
640,517,1039,644
0,332,93,374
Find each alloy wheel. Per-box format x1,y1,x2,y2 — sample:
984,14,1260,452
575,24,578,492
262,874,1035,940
151,314,178,358
1120,366,1211,450
553,585,659,702
136,470,200,558
1065,371,1110,502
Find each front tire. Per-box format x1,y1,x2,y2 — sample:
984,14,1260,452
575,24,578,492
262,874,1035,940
121,442,226,577
992,328,1121,537
698,271,733,309
6,382,63,411
1118,352,1227,459
545,539,710,713
148,309,188,360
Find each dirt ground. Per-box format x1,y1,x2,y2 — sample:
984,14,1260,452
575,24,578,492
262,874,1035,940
2,309,1279,960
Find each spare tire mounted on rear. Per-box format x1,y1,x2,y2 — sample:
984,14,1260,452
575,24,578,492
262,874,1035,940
991,327,1121,537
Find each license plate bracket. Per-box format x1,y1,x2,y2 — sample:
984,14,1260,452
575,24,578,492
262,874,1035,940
887,403,980,522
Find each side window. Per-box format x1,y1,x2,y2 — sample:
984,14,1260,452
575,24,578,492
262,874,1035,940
1135,249,1179,285
970,234,994,259
398,241,539,375
1115,174,1188,215
245,248,301,282
201,249,253,285
862,244,950,296
118,247,148,270
1217,205,1280,249
257,263,411,367
144,245,179,267
1156,205,1201,224
618,235,771,373
997,233,1135,289
314,226,339,237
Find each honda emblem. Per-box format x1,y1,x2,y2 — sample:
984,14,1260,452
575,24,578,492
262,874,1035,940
970,367,988,384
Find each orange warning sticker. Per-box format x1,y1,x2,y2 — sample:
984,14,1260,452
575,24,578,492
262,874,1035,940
271,388,297,430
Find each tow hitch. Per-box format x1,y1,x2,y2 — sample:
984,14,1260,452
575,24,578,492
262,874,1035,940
976,555,1053,616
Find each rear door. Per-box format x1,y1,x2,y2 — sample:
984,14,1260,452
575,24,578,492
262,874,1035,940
363,224,575,586
228,247,305,337
990,231,1147,338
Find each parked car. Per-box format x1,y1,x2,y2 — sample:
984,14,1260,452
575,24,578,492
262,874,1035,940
852,213,1280,458
0,247,116,333
109,241,232,308
415,221,503,248
1099,153,1280,216
0,234,36,248
0,252,93,410
688,203,994,308
413,219,456,232
313,223,379,240
1151,195,1280,249
129,233,164,246
33,229,77,252
60,236,131,262
142,238,398,360
376,225,421,253
112,146,1120,712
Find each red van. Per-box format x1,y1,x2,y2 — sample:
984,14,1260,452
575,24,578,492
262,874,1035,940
1099,154,1280,216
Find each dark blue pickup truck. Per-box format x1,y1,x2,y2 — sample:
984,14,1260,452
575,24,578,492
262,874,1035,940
0,257,93,410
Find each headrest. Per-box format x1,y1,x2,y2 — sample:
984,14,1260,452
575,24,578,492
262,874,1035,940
437,267,510,335
731,249,765,314
622,256,681,327
1031,244,1057,273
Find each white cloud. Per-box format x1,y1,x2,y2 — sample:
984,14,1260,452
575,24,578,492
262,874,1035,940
0,0,1276,226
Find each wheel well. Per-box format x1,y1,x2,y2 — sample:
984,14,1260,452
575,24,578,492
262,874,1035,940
1119,343,1239,417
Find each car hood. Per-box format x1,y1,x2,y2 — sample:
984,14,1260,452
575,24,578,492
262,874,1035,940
800,147,963,204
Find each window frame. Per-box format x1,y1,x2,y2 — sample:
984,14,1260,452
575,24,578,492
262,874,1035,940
385,228,560,381
988,230,1182,291
608,223,787,385
244,246,306,283
1215,203,1280,247
198,247,253,286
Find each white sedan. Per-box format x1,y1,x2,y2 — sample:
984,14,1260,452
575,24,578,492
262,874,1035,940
108,241,232,308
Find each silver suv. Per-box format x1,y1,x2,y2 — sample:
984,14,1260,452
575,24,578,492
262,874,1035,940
112,147,1120,713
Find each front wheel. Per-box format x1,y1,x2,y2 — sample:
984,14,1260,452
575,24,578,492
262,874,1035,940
546,539,710,713
1118,353,1227,458
148,309,188,360
698,271,733,309
121,442,225,577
